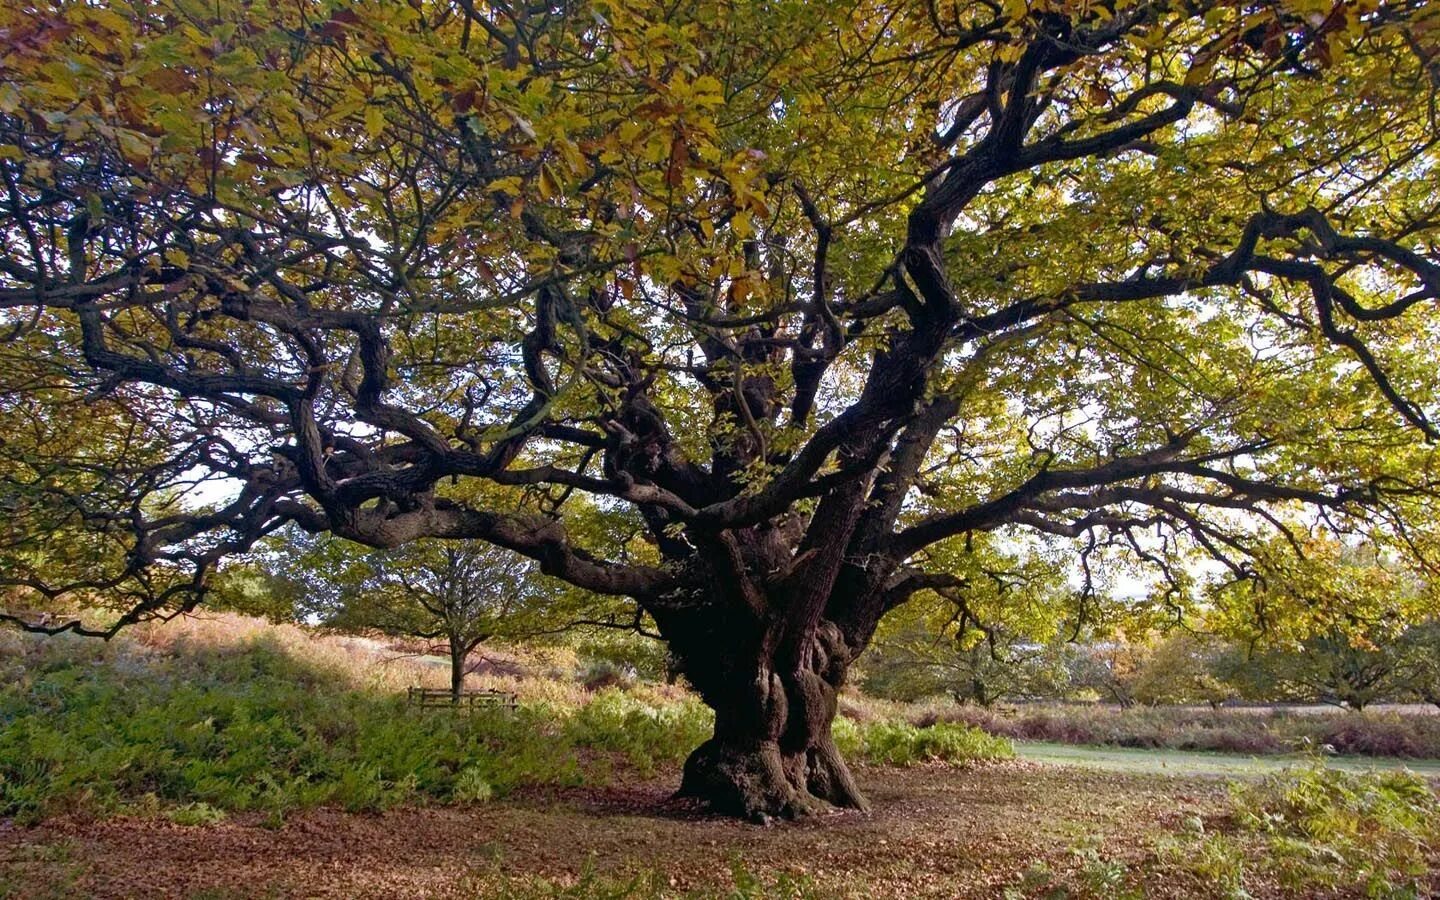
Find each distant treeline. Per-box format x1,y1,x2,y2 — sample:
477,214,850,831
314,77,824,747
861,622,1440,712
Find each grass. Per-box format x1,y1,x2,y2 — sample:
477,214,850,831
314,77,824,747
1015,742,1440,779
7,613,1435,896
910,701,1440,760
0,614,1008,825
10,761,1433,898
0,618,709,823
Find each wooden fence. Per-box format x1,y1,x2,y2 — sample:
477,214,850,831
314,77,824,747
406,686,518,711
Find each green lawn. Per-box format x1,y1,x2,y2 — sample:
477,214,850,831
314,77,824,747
1017,740,1440,778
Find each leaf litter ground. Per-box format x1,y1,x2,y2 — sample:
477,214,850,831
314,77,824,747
2,760,1357,899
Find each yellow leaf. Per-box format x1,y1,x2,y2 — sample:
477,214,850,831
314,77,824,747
364,105,385,139
116,130,152,163
538,163,560,200
1184,46,1220,86
731,209,753,239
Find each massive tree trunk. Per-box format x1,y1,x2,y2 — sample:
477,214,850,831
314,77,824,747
665,601,869,822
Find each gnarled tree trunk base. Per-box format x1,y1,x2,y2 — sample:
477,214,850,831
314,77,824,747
663,609,868,822
676,735,869,823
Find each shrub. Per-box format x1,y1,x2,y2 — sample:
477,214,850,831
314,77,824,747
574,633,672,683
579,660,638,693
1315,715,1436,758
0,634,675,822
923,702,1440,759
1166,764,1440,898
166,802,228,826
452,766,494,803
831,716,863,758
564,689,713,776
0,616,1008,825
1230,763,1440,896
855,722,1014,766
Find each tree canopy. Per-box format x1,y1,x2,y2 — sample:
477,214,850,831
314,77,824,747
265,530,553,699
3,0,1440,819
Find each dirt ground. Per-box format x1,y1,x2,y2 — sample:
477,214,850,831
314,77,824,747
0,761,1271,899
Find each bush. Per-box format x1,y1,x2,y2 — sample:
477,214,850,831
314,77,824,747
832,716,863,758
1167,764,1440,897
564,689,713,776
0,618,1011,825
579,660,638,693
1317,716,1434,758
854,722,1014,767
926,702,1440,759
0,634,705,823
574,633,672,683
1231,763,1440,895
452,766,495,803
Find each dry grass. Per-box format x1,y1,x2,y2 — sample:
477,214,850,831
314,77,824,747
115,612,698,711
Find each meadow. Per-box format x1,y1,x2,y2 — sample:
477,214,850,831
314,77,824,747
1,614,1437,898
918,700,1440,760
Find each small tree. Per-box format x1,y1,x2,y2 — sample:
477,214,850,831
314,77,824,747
864,624,1070,707
273,534,545,701
1130,633,1239,709
1396,621,1440,710
1067,637,1148,709
861,544,1075,706
950,636,1073,708
204,562,307,624
1240,631,1401,711
1207,537,1430,710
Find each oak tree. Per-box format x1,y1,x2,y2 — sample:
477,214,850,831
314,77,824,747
4,0,1440,819
1396,620,1440,708
1208,536,1430,708
268,532,544,701
1128,632,1239,707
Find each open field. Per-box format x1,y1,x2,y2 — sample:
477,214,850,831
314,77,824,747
0,765,1254,899
1015,741,1440,778
925,701,1440,759
3,614,1438,898
5,761,1439,899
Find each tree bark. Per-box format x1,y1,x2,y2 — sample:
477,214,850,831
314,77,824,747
449,637,466,703
668,612,869,822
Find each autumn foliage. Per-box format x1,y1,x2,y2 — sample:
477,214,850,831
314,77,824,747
3,0,1440,819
